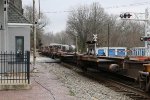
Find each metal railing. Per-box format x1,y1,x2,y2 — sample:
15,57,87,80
129,47,146,56
0,51,30,84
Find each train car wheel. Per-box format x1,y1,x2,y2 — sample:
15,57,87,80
81,66,87,72
139,79,146,90
79,61,87,72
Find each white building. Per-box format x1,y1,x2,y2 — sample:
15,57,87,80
0,0,31,53
96,47,127,57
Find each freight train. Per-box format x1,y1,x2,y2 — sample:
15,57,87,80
40,42,150,92
40,43,75,58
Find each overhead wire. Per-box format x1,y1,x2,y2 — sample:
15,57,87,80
43,1,150,14
105,1,150,9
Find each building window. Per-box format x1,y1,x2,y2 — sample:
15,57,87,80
15,36,24,54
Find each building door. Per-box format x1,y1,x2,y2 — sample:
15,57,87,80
15,36,24,61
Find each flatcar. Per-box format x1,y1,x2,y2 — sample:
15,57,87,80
40,42,150,92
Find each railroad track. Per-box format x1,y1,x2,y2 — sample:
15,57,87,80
61,62,150,100
85,71,150,100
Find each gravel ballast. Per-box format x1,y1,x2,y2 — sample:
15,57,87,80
34,60,133,100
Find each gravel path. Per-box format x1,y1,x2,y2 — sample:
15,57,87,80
34,61,133,100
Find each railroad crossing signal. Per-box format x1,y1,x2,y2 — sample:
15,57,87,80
120,8,150,56
93,34,97,41
120,13,132,18
140,36,150,41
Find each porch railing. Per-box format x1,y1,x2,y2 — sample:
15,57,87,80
0,51,30,84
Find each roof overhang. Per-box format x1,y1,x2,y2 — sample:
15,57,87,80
8,23,33,27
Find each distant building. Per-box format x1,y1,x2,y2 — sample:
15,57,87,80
0,0,31,52
96,47,127,57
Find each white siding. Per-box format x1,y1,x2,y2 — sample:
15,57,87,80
0,0,4,51
0,30,5,51
8,26,30,52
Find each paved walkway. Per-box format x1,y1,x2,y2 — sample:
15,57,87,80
0,57,77,100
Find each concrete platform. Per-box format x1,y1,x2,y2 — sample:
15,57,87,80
0,84,31,90
30,56,60,63
0,79,31,90
0,56,77,100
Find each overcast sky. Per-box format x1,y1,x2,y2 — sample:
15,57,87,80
22,0,150,33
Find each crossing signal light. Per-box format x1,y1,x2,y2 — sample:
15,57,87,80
140,36,150,41
120,13,132,18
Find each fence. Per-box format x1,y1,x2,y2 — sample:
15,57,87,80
96,47,127,56
129,47,146,56
0,51,30,84
96,47,150,57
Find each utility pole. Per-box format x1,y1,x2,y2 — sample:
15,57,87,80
33,0,36,65
108,24,110,57
75,35,78,53
38,0,41,19
145,8,150,56
94,3,97,56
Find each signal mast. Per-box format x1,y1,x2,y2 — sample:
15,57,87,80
120,8,150,56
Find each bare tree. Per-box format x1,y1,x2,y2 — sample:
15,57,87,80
41,32,54,46
109,20,144,48
23,5,49,48
66,2,145,52
67,3,109,52
41,31,73,46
